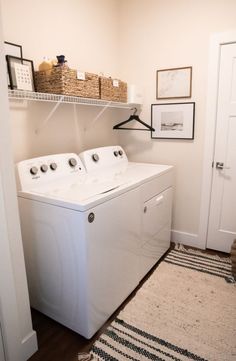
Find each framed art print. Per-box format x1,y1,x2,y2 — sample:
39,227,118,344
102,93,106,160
6,55,36,91
151,102,195,140
156,66,192,99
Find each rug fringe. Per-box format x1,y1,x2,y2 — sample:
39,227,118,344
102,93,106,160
174,243,231,263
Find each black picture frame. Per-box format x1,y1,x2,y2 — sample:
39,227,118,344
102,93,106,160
151,102,195,140
4,42,23,88
6,55,36,92
4,41,23,58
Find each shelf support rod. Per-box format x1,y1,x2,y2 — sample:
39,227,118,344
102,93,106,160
35,95,64,134
85,101,112,130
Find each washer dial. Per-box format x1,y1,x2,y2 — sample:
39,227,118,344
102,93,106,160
68,158,77,167
40,164,48,173
30,166,38,175
92,154,99,162
50,162,57,171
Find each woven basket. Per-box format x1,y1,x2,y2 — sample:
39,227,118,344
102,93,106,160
100,77,127,102
35,66,100,98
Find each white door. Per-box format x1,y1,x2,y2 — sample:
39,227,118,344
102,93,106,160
0,324,5,361
207,43,236,252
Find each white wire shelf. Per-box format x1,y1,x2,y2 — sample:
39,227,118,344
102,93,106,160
8,89,135,109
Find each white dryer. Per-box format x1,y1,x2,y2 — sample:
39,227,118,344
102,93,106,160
16,147,173,339
79,146,174,279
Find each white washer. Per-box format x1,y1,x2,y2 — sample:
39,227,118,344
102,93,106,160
16,147,173,339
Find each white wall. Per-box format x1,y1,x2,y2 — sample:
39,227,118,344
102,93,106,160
117,0,236,246
1,0,122,162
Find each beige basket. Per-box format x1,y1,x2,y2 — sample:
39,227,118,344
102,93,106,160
35,66,100,98
100,77,127,103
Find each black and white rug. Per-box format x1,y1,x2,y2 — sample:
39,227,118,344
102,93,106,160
89,246,235,361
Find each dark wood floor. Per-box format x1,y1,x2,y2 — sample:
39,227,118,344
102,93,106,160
29,245,229,361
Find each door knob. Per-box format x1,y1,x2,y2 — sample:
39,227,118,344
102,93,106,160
216,162,230,170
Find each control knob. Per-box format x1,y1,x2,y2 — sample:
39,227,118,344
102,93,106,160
40,164,48,173
118,150,123,156
50,162,57,171
92,153,99,162
68,158,77,167
113,151,119,157
30,166,38,176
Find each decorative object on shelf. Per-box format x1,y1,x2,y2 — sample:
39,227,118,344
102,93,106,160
56,55,67,66
156,66,192,99
114,107,154,131
6,55,36,91
35,67,100,98
127,84,143,105
151,102,195,139
38,57,54,72
4,41,23,87
100,76,127,102
4,41,23,58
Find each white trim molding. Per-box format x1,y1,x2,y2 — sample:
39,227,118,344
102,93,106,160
198,30,236,250
0,5,37,360
171,230,200,249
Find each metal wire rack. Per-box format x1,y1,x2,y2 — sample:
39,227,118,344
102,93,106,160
8,89,133,109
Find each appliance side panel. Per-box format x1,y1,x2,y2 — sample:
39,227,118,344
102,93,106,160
18,198,88,335
140,186,173,276
83,187,142,338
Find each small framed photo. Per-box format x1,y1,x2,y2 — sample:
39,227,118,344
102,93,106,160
151,102,195,140
4,41,23,87
6,55,36,91
156,66,192,99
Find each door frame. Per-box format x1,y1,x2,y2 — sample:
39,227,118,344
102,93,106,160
199,30,236,249
0,4,37,360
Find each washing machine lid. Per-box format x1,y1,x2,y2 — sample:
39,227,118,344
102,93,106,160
18,162,173,211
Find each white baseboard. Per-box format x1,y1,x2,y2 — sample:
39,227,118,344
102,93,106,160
171,230,205,249
21,330,38,360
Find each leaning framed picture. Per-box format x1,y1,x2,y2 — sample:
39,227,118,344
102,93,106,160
156,66,192,99
151,102,195,140
4,41,23,87
6,55,36,91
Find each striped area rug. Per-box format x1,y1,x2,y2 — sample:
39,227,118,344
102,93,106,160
90,246,236,361
164,248,232,280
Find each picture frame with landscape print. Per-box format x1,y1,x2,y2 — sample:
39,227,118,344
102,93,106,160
151,102,195,140
156,66,192,99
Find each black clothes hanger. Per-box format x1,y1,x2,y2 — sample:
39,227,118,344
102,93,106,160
113,108,155,131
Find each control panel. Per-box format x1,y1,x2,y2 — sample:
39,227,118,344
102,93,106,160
79,146,128,172
16,153,86,191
